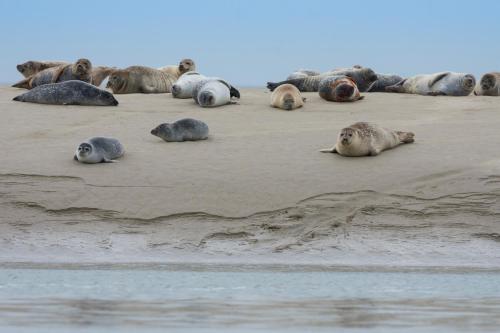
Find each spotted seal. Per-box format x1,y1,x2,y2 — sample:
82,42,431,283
270,83,305,110
74,137,124,163
151,118,209,142
287,69,321,80
16,60,69,78
193,78,240,107
474,73,500,96
385,72,475,96
318,76,364,102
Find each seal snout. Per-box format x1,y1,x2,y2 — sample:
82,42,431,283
150,128,158,136
16,64,23,72
172,84,181,97
336,84,354,99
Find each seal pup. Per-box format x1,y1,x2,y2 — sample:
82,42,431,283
158,59,196,80
320,122,414,157
16,60,68,78
12,59,93,89
193,78,240,107
91,66,116,87
151,118,209,142
106,66,175,94
13,80,118,106
366,74,403,92
318,76,364,102
268,67,377,93
287,69,321,80
473,73,500,96
385,72,475,96
171,71,206,98
270,84,305,110
74,137,124,163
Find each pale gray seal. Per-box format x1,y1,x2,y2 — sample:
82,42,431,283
13,80,118,106
267,67,377,93
106,66,175,94
171,71,206,98
158,58,196,80
474,73,500,96
12,59,93,89
318,76,364,102
385,72,475,96
193,78,240,107
270,84,305,110
151,118,209,142
16,60,68,78
74,137,124,163
366,74,403,92
320,122,414,157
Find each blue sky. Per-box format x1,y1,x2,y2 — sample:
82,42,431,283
1,0,499,86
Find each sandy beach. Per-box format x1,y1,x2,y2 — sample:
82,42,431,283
1,86,499,267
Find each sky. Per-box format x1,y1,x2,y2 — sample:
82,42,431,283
1,0,500,86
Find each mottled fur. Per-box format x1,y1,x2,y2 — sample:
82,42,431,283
74,137,124,163
106,66,176,94
151,118,209,142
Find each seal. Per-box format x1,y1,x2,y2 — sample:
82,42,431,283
151,118,209,142
106,66,176,94
268,67,377,93
13,80,118,106
193,78,240,107
287,69,321,80
319,122,414,157
74,137,124,163
473,72,500,96
318,75,364,102
91,66,116,87
158,59,196,80
171,71,206,98
16,60,68,78
270,83,305,110
385,72,476,96
366,74,403,92
12,59,93,89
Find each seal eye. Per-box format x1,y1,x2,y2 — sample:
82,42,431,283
349,134,352,137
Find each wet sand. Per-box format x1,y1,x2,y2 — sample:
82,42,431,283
1,86,499,267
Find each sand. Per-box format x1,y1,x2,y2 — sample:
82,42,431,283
1,86,499,267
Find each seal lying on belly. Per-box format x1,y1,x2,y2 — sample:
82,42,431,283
287,69,321,80
385,72,476,96
151,118,209,142
74,137,124,163
13,80,118,106
16,60,69,78
320,122,414,157
106,66,176,94
171,71,207,98
12,59,93,89
267,67,377,93
366,74,403,92
158,58,196,81
474,73,500,96
319,76,364,102
193,78,240,107
270,84,305,110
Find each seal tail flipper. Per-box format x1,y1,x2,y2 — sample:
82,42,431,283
267,82,281,91
319,147,337,153
12,96,21,102
230,86,240,99
12,78,31,89
397,131,415,144
385,79,406,93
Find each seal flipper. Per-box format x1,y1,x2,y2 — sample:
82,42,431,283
427,91,446,96
12,78,31,89
319,147,337,153
74,155,78,161
428,72,450,88
229,86,240,99
385,79,406,93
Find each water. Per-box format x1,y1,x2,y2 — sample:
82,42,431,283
0,265,499,332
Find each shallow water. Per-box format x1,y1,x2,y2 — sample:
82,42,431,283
0,265,499,332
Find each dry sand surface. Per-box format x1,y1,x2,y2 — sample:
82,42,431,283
1,86,499,267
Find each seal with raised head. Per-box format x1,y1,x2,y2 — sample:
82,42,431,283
74,137,124,163
106,66,175,94
171,71,206,98
366,74,403,92
91,66,116,87
268,67,377,93
16,60,69,78
158,59,196,80
193,78,240,107
287,69,321,80
474,72,500,96
151,118,209,142
12,59,93,89
270,84,305,110
13,80,118,106
320,122,414,157
319,76,364,102
385,72,475,96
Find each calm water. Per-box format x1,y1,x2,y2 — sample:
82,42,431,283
0,265,499,332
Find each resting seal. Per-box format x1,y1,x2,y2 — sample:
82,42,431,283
151,118,209,142
74,137,124,163
270,84,305,110
158,59,196,80
193,78,240,107
319,76,363,102
91,66,116,87
474,73,500,96
366,74,403,92
12,59,92,89
16,60,68,78
106,66,175,94
287,69,321,80
268,67,377,93
320,122,414,157
385,72,475,96
171,71,206,98
13,80,118,106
